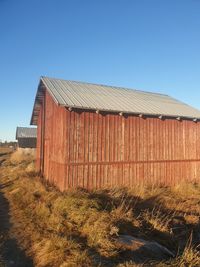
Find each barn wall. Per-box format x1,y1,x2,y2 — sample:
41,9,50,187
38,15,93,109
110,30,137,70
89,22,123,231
36,99,44,171
18,137,37,148
37,89,200,191
65,110,200,189
41,90,68,190
36,105,42,171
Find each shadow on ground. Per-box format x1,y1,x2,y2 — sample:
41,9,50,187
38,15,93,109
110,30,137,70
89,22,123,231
0,182,33,267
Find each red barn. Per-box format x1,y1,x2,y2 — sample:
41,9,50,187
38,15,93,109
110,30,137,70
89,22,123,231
31,77,200,191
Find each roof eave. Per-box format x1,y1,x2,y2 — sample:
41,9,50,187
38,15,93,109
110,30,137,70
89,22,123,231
30,78,45,125
31,77,62,125
64,105,200,121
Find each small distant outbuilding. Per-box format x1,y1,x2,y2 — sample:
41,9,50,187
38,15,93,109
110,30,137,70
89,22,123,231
16,127,37,148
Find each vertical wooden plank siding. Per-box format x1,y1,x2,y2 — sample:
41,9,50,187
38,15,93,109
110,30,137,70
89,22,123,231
37,90,68,191
36,107,42,171
36,89,200,190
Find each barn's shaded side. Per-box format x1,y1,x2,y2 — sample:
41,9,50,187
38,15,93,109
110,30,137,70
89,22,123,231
32,77,200,191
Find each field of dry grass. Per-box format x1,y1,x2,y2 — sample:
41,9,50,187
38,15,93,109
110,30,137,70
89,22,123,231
0,150,200,266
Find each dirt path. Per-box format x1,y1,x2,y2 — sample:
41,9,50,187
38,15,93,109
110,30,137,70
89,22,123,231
0,153,33,267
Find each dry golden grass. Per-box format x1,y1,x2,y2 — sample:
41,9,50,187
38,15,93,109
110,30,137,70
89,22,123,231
0,152,200,266
156,241,200,267
10,148,35,164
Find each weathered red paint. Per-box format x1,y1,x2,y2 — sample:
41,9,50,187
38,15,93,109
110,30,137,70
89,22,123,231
36,89,200,191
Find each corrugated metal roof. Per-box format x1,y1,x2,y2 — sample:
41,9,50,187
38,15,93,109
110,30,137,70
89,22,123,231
31,76,200,125
16,127,37,139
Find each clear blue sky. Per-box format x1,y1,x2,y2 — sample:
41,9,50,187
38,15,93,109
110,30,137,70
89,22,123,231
0,0,200,141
